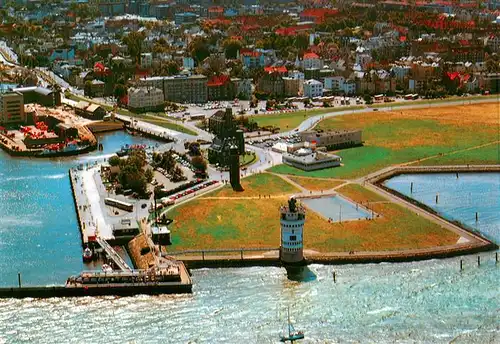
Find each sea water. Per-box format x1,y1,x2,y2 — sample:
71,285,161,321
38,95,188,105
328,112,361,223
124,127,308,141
0,152,498,343
0,131,161,286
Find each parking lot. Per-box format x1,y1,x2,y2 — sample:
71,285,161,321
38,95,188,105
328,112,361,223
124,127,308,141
248,133,302,150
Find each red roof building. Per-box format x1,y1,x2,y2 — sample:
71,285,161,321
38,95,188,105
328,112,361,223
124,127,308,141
299,8,338,24
207,75,235,101
264,66,287,74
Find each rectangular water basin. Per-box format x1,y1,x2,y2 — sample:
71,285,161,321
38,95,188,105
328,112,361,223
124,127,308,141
301,195,373,222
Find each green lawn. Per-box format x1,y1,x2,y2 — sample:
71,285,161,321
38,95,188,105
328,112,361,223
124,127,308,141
165,181,459,252
209,172,299,198
252,106,364,132
368,94,498,109
240,152,257,166
270,104,499,179
139,116,197,136
417,143,500,166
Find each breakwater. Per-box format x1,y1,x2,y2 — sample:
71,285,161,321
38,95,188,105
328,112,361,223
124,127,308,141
0,283,192,299
365,165,500,251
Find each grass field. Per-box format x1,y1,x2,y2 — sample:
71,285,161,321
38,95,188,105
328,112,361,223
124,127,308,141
140,115,198,135
240,152,257,166
166,175,459,252
209,172,299,198
336,183,388,203
288,176,345,191
417,143,500,166
252,106,364,132
270,103,500,179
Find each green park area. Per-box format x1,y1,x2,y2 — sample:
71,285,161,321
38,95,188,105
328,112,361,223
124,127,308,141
252,106,364,132
269,103,500,179
165,173,459,253
287,176,346,191
139,115,197,135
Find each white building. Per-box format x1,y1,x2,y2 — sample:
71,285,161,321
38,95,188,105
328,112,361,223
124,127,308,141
128,87,164,112
324,76,345,91
280,197,305,264
289,70,305,80
140,53,153,69
183,57,195,70
302,52,323,69
303,79,323,98
343,80,356,95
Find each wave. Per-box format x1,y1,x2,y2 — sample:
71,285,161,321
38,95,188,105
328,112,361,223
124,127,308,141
1,174,66,182
0,216,44,227
77,153,114,162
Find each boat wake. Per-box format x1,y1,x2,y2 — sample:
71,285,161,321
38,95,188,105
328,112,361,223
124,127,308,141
1,174,66,182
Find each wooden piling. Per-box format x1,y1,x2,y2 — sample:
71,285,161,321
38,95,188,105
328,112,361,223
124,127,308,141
435,194,439,204
477,256,480,267
332,271,336,283
496,252,498,264
460,259,463,271
475,212,478,222
410,182,413,193
18,273,21,288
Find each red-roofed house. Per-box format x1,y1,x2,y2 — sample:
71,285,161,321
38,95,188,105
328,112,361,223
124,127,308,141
240,49,265,68
264,66,287,74
299,8,338,24
207,74,236,101
275,24,313,36
302,52,323,69
486,34,500,53
208,6,224,19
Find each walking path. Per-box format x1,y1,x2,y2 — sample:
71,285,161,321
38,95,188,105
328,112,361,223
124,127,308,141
361,165,500,247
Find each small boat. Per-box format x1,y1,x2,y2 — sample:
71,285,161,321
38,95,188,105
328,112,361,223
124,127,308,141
82,247,93,262
280,307,304,343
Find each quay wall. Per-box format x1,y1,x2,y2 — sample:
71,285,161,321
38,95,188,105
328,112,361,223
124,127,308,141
367,165,500,184
86,121,124,133
170,241,496,269
69,168,87,245
367,164,500,247
306,243,497,265
0,284,192,299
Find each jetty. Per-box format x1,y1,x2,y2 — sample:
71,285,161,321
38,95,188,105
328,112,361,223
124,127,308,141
0,264,192,299
96,237,133,272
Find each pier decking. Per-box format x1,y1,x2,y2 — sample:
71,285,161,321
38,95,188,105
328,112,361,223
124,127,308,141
96,237,132,272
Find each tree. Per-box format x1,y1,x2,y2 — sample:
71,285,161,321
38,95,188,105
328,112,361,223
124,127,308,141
191,156,207,174
122,31,146,64
109,155,121,166
223,39,243,59
170,166,186,183
114,83,127,100
295,33,310,51
188,37,210,64
187,142,201,156
144,168,154,183
363,94,373,104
